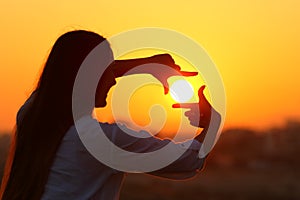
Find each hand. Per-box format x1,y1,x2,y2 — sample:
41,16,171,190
110,54,198,94
172,85,212,128
149,54,198,94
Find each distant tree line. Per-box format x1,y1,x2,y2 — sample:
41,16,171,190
0,133,11,181
207,119,300,170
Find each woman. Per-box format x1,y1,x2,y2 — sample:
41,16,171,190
0,30,217,200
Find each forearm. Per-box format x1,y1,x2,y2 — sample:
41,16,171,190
194,128,208,143
112,57,154,77
149,139,205,179
102,123,205,177
195,108,221,143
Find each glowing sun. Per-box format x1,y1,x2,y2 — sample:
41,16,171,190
170,80,194,103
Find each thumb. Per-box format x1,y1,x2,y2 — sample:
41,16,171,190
162,80,169,94
172,103,196,108
198,85,206,101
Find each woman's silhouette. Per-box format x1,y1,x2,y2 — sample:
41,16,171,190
0,30,218,200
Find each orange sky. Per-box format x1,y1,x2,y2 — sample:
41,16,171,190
0,0,300,133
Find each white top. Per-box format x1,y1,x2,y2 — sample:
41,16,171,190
41,121,204,200
17,93,205,200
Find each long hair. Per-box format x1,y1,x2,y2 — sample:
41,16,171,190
0,30,105,200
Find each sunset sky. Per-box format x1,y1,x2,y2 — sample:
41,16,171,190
0,0,299,134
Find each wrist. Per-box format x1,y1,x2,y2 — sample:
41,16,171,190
195,128,208,143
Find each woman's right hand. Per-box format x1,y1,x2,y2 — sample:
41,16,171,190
110,54,198,95
148,54,198,94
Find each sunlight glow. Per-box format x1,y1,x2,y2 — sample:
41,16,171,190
170,80,194,103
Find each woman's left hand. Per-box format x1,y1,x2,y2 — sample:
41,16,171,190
172,85,213,128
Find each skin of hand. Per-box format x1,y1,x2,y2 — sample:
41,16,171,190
172,85,221,143
110,54,198,94
148,54,198,94
172,85,212,128
95,54,198,107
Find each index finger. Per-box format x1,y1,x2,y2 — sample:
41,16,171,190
179,71,198,77
172,103,196,108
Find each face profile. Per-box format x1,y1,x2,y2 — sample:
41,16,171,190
95,67,117,107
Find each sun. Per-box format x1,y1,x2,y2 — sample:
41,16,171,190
170,80,194,103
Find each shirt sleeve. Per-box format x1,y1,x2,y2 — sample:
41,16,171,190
100,122,205,180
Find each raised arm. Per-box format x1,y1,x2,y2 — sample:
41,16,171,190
110,54,198,94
